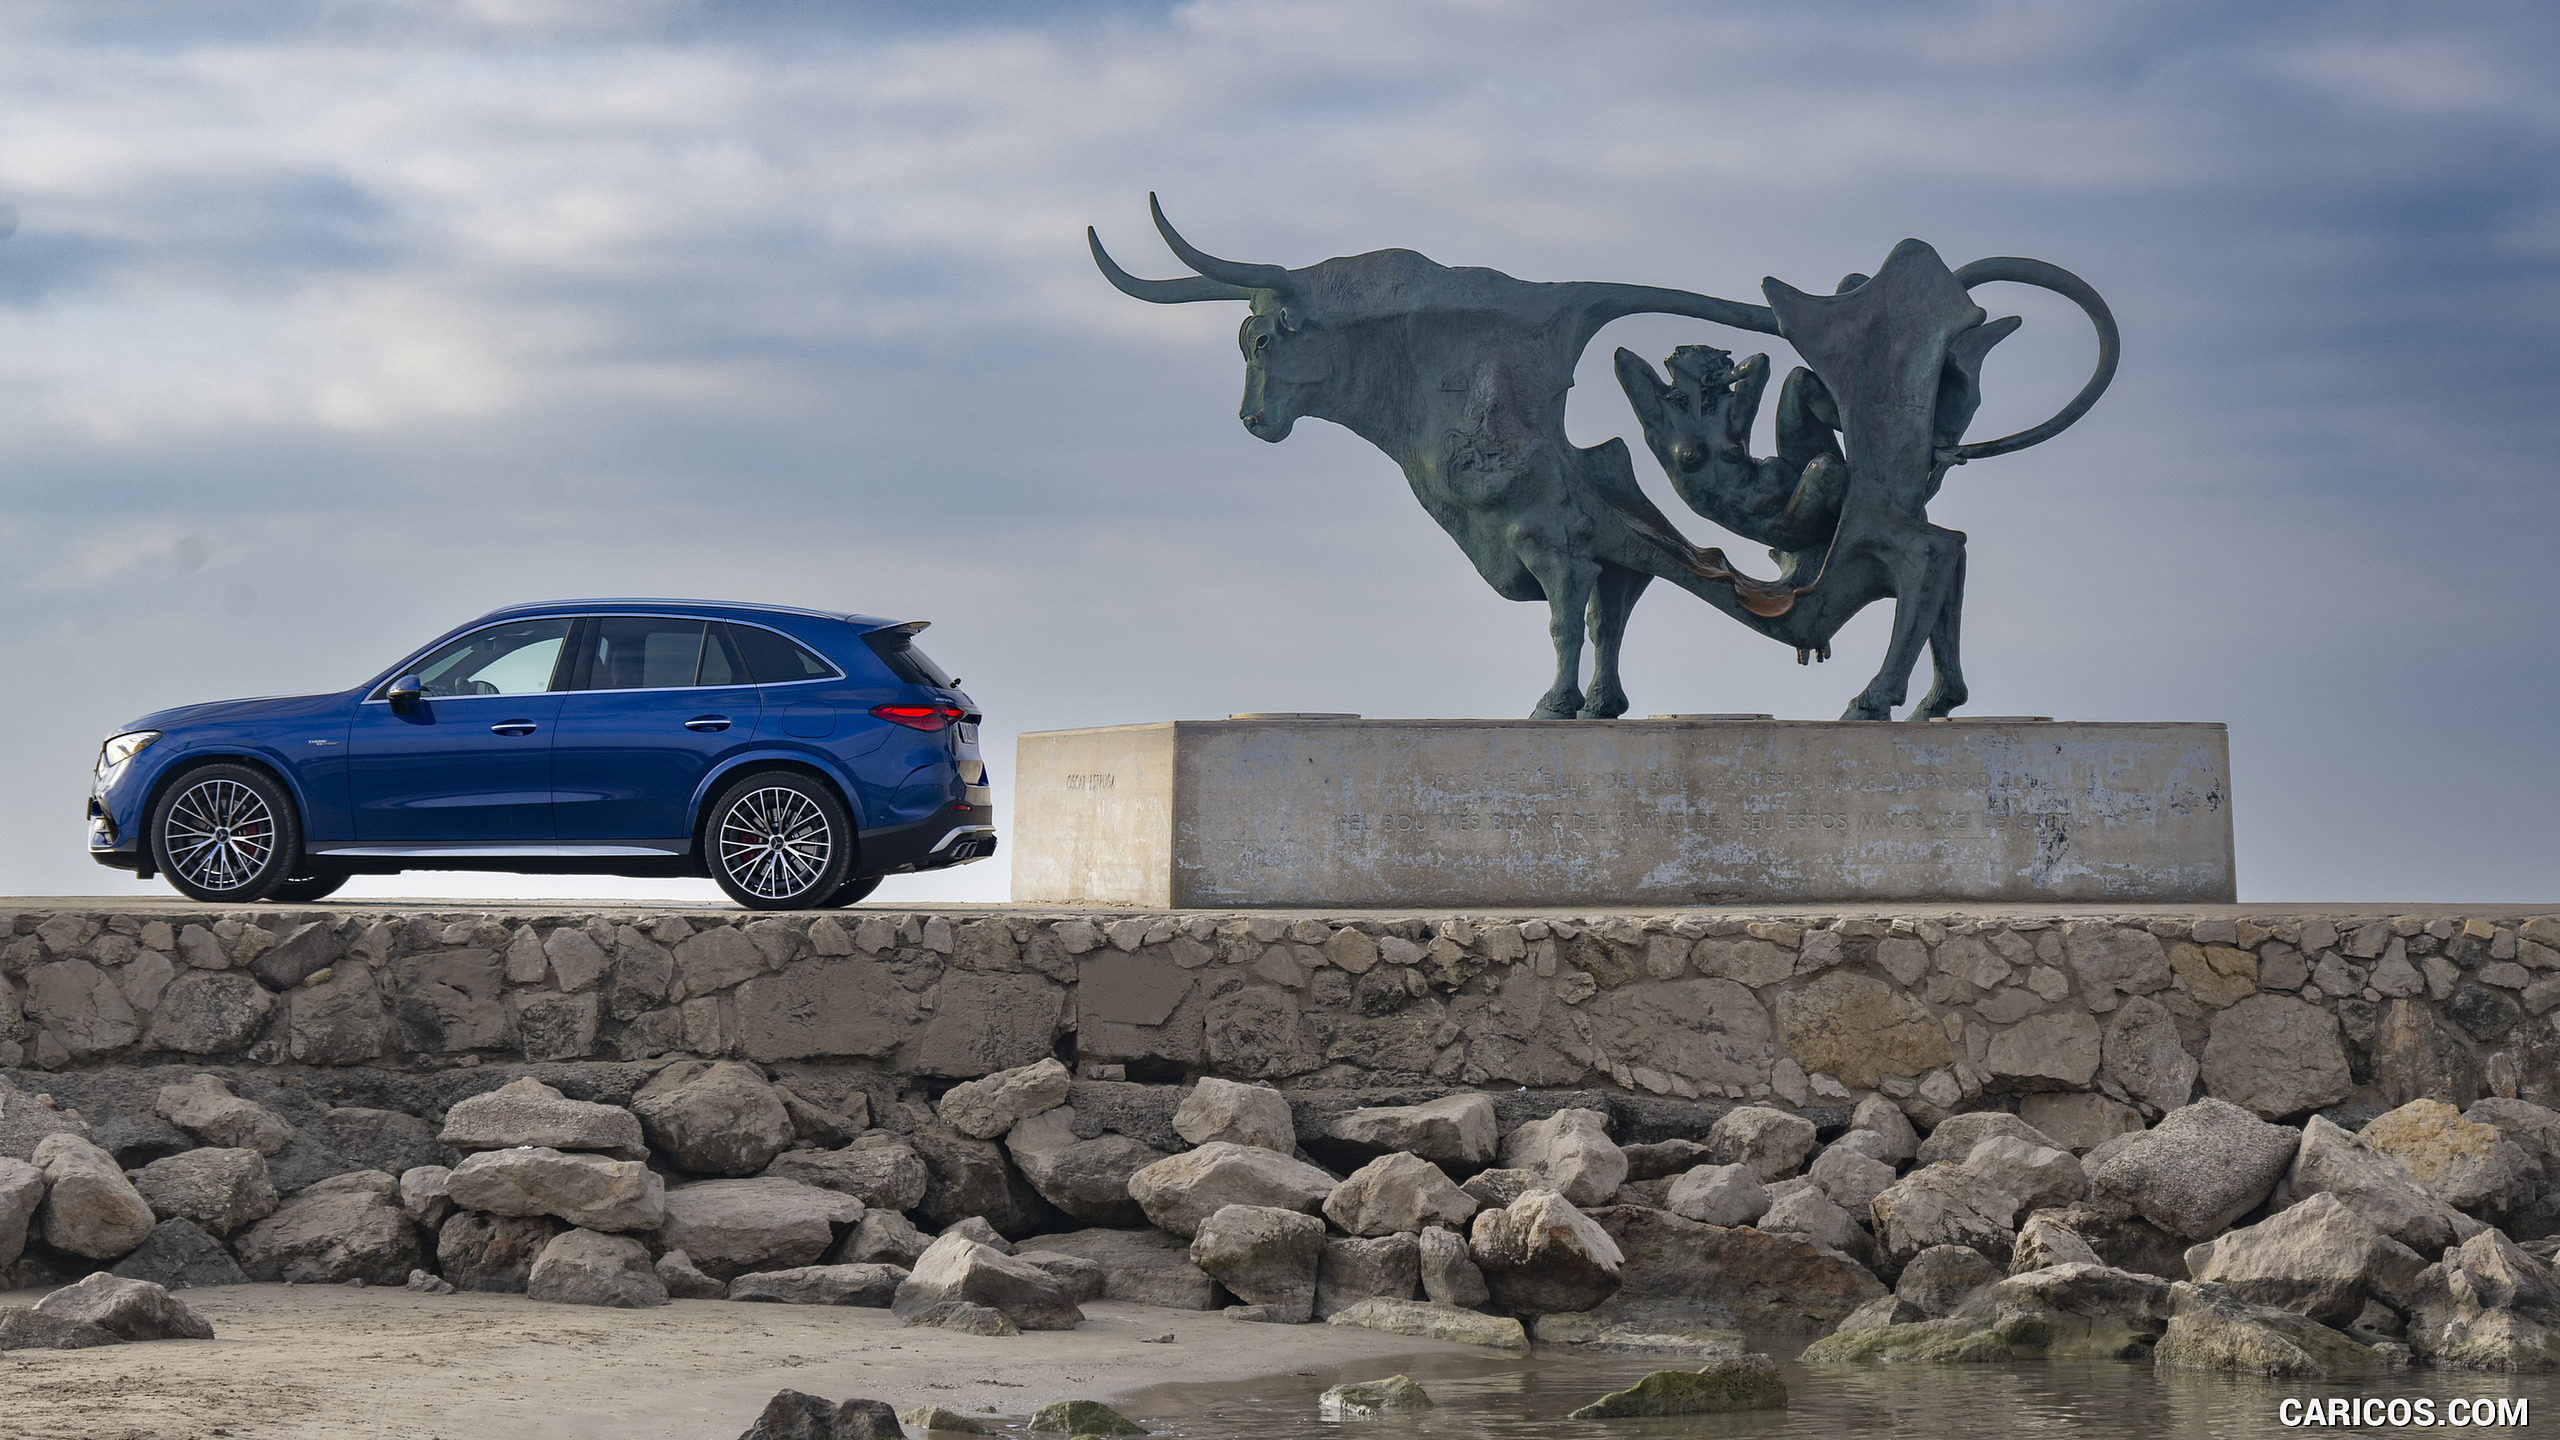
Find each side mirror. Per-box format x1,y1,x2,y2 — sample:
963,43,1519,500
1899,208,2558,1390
387,676,424,715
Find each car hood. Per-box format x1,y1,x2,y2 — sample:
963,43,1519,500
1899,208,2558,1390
122,691,352,734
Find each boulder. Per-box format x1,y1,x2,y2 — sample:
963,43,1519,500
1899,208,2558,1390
1323,1153,1476,1237
0,1307,121,1351
1848,1094,1919,1163
729,1263,907,1307
437,1076,647,1158
2100,997,2200,1115
2009,1213,2104,1275
633,1062,796,1177
1417,1224,1490,1308
33,1133,157,1259
312,1107,456,1181
1323,1296,1528,1350
1003,1107,1163,1228
1806,1146,1897,1214
1126,1141,1335,1237
399,1165,454,1230
1008,1250,1107,1303
1,1083,92,1161
1665,1164,1770,1229
906,1115,1055,1238
738,1389,902,1440
1313,1233,1421,1319
898,1406,989,1436
1621,1138,1711,1182
129,1147,278,1238
34,1273,214,1340
1567,1356,1787,1417
0,1156,41,1269
2188,1193,2426,1327
1319,1374,1434,1417
2088,1099,2297,1241
939,1216,1013,1253
1984,1012,2102,1092
527,1228,668,1308
437,1211,559,1292
1498,1110,1626,1207
1896,1244,2002,1317
1170,1077,1296,1152
1190,1202,1325,1322
890,1233,1083,1331
834,1210,931,1268
2403,1227,2560,1370
1327,1094,1497,1170
1760,1186,1872,1264
1807,1262,2177,1364
1584,1206,1886,1333
1960,1137,2087,1213
1470,1188,1624,1316
2033,1203,2193,1281
444,1147,665,1233
2199,996,2355,1119
1458,1167,1538,1211
2362,1099,2543,1217
657,1248,729,1299
2018,1094,2146,1155
937,1058,1072,1141
152,1075,292,1156
145,970,276,1055
1705,1107,1817,1183
1913,1112,2062,1169
2286,1116,2471,1255
1015,1227,1220,1310
233,1170,421,1285
2154,1281,2378,1377
1024,1399,1144,1435
763,1134,930,1213
659,1178,861,1282
109,1217,247,1289
1868,1164,2021,1278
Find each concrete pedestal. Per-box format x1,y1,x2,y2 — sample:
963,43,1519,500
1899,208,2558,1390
1010,718,2235,907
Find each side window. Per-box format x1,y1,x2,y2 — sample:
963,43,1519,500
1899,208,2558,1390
578,618,710,691
395,618,573,698
728,623,837,685
699,623,747,687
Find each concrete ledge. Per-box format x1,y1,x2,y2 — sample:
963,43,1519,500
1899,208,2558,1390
5,903,2552,1124
1010,719,2237,908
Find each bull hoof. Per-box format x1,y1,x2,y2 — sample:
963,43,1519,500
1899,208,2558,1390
1530,687,1585,720
1839,696,1896,722
1577,684,1630,720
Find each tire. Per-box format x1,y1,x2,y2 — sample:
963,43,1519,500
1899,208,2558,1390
151,763,304,904
815,874,883,908
703,770,853,911
269,868,352,903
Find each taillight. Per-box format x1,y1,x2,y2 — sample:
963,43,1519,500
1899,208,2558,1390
872,703,966,732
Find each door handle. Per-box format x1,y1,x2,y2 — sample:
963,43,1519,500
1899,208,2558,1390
490,721,539,736
685,716,732,732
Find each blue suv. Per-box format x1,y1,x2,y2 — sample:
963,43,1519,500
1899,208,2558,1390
85,600,994,910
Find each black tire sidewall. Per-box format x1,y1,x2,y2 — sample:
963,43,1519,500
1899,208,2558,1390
817,874,883,908
704,770,853,911
150,762,305,904
269,869,352,903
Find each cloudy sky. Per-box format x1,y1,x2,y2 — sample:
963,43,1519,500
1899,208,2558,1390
1,0,2553,906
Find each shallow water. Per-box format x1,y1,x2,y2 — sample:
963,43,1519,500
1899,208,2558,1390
1095,1337,2559,1439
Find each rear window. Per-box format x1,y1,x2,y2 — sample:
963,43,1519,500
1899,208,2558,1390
863,627,956,688
725,622,839,685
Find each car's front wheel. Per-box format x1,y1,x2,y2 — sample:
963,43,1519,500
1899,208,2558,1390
151,763,303,904
705,770,853,911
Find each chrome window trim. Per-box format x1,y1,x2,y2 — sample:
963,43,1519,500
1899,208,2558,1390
360,612,846,704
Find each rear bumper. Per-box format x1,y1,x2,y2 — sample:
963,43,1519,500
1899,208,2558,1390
857,805,998,875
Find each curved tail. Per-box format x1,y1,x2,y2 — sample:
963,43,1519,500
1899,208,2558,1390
1945,257,2120,460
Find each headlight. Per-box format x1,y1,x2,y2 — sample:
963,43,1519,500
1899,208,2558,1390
97,730,161,776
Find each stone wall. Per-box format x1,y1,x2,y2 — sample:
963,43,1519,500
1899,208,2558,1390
5,905,2554,1125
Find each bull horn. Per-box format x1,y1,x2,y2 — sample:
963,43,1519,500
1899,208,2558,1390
1089,228,1259,304
1149,192,1292,293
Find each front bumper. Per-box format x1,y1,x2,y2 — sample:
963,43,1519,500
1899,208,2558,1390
856,804,998,875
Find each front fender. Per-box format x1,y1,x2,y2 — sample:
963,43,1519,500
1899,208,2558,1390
119,740,329,840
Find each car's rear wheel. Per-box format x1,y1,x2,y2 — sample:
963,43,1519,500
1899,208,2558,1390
269,868,352,903
705,770,853,911
814,874,882,908
151,763,303,904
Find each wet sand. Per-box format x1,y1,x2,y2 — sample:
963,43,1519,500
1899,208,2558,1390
0,1285,1497,1440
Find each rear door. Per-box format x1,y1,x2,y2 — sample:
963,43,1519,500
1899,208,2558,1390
549,616,762,844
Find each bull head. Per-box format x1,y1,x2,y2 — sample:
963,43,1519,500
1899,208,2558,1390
1090,194,1330,442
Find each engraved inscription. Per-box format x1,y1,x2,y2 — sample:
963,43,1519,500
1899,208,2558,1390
1062,773,1116,791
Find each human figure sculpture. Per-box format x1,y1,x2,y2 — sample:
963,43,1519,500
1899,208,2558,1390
1091,200,2118,719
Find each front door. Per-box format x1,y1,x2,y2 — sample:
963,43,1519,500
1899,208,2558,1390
551,616,762,843
346,617,571,843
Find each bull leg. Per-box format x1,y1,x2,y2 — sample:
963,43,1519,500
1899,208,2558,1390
1579,565,1650,719
1913,544,1970,720
1527,554,1600,720
1841,526,1965,721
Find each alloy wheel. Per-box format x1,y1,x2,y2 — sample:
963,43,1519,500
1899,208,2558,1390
717,786,833,901
162,777,279,895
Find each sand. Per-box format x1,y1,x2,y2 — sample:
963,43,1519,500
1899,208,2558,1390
0,1285,1490,1440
